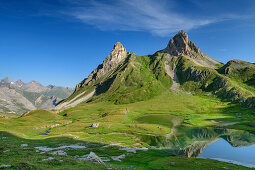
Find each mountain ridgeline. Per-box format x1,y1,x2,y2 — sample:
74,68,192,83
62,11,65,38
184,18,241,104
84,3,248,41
57,30,255,109
0,78,74,116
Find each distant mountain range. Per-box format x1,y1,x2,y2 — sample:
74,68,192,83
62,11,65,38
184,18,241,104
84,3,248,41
0,77,74,117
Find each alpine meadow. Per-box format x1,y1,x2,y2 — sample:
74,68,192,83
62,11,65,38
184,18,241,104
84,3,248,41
1,0,255,169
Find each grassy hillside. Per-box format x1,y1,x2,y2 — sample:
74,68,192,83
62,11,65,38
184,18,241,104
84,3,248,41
1,91,255,169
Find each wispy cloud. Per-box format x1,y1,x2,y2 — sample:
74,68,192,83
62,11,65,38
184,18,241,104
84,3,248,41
58,0,255,37
61,0,217,36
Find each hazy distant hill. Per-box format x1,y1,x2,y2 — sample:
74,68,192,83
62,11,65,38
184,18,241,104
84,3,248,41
0,77,74,117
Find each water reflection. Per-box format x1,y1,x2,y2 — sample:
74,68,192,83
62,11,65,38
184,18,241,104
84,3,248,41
139,125,255,158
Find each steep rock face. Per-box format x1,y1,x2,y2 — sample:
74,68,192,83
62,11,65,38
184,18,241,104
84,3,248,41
165,30,201,57
76,42,127,90
0,87,36,113
165,30,221,69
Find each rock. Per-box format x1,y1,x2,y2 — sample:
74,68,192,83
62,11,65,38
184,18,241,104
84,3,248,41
111,154,126,162
119,148,148,153
42,157,54,161
21,144,28,147
165,30,201,57
75,42,127,90
3,149,10,153
83,152,105,165
49,150,67,156
164,30,220,69
0,165,11,168
170,162,175,166
91,123,99,128
222,167,229,170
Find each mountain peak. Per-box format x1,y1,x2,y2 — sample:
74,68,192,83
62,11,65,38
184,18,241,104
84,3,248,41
175,30,188,40
15,79,24,87
1,77,11,84
74,42,127,90
165,30,201,57
113,42,124,50
109,42,126,60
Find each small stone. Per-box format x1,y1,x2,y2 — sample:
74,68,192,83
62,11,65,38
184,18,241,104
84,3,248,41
74,155,79,158
170,162,175,166
21,144,28,147
111,154,126,162
49,150,67,156
3,149,10,153
42,157,54,161
222,167,229,170
0,165,11,168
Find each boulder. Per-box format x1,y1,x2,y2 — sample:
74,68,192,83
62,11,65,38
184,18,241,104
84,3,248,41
83,152,105,165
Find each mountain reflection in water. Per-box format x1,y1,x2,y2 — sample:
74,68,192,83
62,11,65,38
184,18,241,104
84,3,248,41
139,125,255,159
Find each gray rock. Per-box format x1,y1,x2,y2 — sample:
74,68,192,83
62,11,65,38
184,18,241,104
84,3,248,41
170,162,175,166
21,144,28,147
42,157,54,161
164,30,220,69
82,152,105,165
111,154,126,162
49,150,67,156
0,165,11,168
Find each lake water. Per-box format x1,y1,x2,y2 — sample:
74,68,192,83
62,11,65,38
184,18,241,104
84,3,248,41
135,114,255,168
198,139,255,168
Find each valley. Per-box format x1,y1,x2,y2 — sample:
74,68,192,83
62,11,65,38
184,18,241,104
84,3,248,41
1,31,255,169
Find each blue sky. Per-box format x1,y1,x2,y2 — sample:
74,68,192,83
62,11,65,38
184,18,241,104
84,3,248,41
0,0,255,87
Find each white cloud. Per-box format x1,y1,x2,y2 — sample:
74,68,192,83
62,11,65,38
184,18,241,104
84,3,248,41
62,0,220,36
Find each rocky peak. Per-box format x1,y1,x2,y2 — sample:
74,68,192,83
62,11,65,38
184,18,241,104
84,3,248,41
165,30,201,57
15,79,24,87
77,42,127,88
1,77,11,84
105,42,127,64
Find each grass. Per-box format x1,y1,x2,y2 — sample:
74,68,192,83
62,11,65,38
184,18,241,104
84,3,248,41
0,131,252,170
0,92,255,169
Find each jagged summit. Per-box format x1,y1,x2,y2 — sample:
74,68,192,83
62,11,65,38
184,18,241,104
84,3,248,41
165,30,201,57
76,42,127,89
1,77,11,84
164,30,220,69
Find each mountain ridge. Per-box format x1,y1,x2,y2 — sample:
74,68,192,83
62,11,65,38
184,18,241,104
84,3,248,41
0,77,74,116
55,30,254,109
